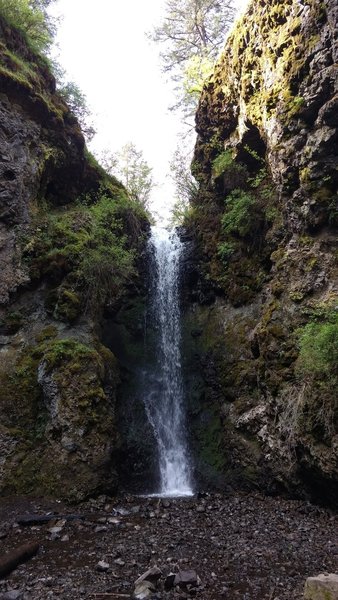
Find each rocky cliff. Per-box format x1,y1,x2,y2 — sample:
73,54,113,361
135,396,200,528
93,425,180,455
184,0,338,504
0,16,149,501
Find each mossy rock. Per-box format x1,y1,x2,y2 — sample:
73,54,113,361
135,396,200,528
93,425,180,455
0,337,120,500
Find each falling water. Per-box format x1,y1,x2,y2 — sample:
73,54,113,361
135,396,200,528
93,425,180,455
143,226,193,497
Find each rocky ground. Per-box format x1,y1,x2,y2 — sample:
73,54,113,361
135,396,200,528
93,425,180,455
0,492,337,600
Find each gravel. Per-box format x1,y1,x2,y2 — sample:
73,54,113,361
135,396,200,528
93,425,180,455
0,492,337,599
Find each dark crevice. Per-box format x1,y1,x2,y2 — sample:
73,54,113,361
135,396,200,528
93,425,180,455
3,169,16,181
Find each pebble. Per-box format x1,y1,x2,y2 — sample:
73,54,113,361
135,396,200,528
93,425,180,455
0,592,23,600
96,560,110,572
94,525,107,533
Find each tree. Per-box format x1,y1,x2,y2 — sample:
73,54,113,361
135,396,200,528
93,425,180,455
169,147,199,224
58,81,96,142
101,143,154,209
170,147,198,204
149,0,235,119
0,0,57,54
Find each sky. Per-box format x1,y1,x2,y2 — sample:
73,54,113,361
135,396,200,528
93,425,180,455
50,0,250,221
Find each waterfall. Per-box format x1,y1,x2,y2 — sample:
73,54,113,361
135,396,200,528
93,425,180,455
143,225,193,497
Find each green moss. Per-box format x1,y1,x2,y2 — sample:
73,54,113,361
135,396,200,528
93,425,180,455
0,43,65,122
23,192,148,315
212,150,248,189
1,311,23,334
290,290,305,302
35,325,58,342
0,345,45,442
55,288,81,322
297,307,338,376
197,412,226,471
43,338,96,370
0,335,119,497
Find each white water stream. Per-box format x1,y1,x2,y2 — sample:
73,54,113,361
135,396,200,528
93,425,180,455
144,226,193,497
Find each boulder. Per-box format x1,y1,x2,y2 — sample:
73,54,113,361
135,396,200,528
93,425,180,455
304,574,338,600
174,570,198,588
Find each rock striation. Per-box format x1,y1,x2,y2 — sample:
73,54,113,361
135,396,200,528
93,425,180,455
184,0,338,504
0,16,149,500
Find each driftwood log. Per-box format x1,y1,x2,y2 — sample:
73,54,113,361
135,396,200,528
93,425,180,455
0,541,40,578
16,511,120,527
17,513,85,526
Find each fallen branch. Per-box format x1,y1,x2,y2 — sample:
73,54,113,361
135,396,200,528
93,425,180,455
93,592,130,600
17,511,120,527
0,541,40,578
17,514,86,526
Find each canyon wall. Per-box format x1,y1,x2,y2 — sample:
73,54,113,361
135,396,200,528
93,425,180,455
0,17,149,501
184,0,338,504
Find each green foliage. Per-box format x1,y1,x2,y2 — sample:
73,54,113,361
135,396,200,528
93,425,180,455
286,95,305,117
265,206,282,224
221,189,255,237
58,81,96,141
0,1,95,141
244,145,265,164
212,150,234,178
170,200,196,227
183,55,214,97
169,146,199,224
244,146,271,190
149,0,236,124
0,0,56,55
248,168,267,189
212,150,248,191
297,309,338,376
0,47,37,86
217,241,235,263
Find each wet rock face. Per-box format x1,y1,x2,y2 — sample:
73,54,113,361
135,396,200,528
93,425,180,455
184,0,338,502
0,98,39,303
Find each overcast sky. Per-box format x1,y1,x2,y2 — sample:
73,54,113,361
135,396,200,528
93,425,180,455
50,0,249,220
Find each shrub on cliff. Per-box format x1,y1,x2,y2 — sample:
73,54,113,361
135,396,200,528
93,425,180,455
221,189,256,238
297,308,338,377
24,191,148,318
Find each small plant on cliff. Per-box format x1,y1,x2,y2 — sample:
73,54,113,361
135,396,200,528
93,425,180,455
217,241,235,264
221,189,256,237
278,307,338,454
212,150,234,179
212,151,248,190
